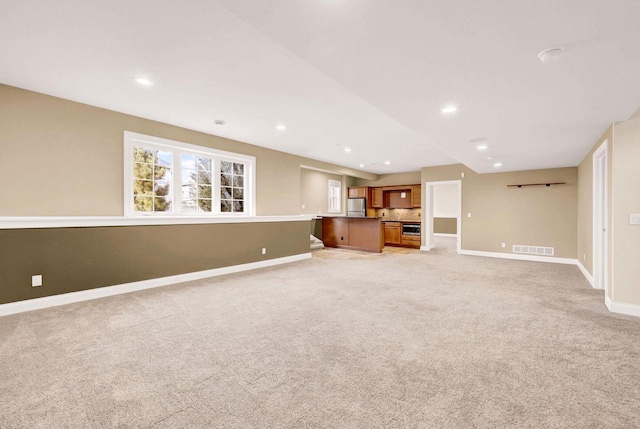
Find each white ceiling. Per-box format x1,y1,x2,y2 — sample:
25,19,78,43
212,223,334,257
1,0,639,174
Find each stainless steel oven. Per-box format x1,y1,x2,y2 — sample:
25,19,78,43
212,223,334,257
402,223,420,236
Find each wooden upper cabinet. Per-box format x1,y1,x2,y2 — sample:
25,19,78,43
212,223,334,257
411,185,421,208
348,187,367,199
370,187,383,208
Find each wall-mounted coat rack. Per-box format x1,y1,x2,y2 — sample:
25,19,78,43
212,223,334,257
507,182,565,188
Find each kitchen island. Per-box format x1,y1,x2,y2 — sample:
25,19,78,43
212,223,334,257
321,216,384,253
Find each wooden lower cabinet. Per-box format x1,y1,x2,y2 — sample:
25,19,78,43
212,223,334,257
384,221,420,249
400,234,420,248
384,222,402,245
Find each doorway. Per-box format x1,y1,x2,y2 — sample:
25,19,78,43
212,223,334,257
424,180,462,253
592,140,608,292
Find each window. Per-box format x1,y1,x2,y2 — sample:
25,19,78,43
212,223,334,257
328,179,341,213
124,132,255,216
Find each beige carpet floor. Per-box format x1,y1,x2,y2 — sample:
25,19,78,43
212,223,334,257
1,237,639,428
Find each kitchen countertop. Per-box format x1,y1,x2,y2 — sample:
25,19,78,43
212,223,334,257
381,219,421,223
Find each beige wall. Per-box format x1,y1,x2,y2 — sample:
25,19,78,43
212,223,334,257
421,164,578,258
611,113,640,304
576,126,613,278
300,168,344,215
354,171,421,187
0,84,375,216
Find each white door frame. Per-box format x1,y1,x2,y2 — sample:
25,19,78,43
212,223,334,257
592,140,608,293
423,180,462,253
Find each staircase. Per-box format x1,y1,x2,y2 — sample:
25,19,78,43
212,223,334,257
310,234,324,251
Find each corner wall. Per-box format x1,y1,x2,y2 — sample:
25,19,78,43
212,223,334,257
300,168,344,215
576,126,613,281
611,112,640,305
421,164,578,258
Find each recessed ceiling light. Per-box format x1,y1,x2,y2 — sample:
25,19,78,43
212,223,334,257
344,147,352,153
468,137,488,143
359,164,364,168
135,77,154,87
537,46,565,63
493,162,503,168
384,161,391,165
214,119,225,126
276,124,286,130
442,105,457,114
477,144,488,150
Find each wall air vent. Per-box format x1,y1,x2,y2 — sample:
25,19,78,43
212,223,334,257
513,245,554,256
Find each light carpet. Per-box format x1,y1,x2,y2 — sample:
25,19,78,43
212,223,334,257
1,238,639,428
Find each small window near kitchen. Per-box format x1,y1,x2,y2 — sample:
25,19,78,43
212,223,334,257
328,179,341,213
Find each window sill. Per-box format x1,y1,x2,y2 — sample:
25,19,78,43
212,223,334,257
0,215,314,230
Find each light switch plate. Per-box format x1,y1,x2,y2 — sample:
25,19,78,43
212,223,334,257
630,214,640,225
467,212,471,218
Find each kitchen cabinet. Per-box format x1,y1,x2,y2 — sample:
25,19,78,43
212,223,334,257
384,222,402,245
411,185,421,208
384,221,421,249
348,187,367,199
370,187,383,208
401,234,420,248
385,190,412,209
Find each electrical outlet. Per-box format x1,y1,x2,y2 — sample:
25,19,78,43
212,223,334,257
301,204,305,209
32,275,43,287
467,212,471,218
501,242,506,248
261,248,266,255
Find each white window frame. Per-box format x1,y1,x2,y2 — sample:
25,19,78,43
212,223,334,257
124,131,256,216
328,179,341,213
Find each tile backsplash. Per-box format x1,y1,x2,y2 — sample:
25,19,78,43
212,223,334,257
376,208,421,221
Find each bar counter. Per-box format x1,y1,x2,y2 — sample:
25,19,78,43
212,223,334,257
321,216,384,253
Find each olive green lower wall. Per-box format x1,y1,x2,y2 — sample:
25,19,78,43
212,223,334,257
434,217,457,234
310,218,322,239
0,221,309,305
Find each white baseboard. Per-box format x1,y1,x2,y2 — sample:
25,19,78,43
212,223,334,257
419,245,435,251
0,253,311,318
576,260,595,287
605,294,640,318
458,249,577,265
433,233,457,237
